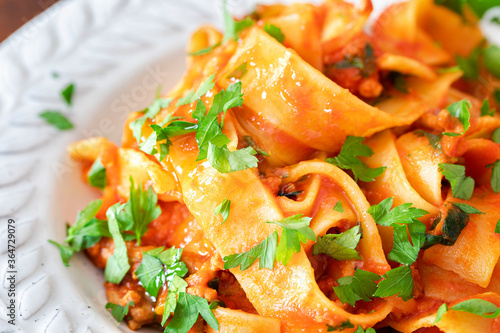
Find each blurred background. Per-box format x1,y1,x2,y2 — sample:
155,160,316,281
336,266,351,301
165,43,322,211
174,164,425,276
0,0,58,42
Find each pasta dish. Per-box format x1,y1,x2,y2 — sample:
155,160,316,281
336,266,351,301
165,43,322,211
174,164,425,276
50,0,500,332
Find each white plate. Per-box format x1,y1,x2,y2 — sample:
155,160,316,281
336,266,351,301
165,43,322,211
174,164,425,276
0,1,498,332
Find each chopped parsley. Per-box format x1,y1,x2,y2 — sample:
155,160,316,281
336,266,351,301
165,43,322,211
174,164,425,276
227,62,248,80
487,160,500,193
423,203,469,249
439,163,475,200
495,219,500,234
367,197,429,227
176,74,215,107
39,111,74,130
443,100,472,137
135,247,188,299
61,83,75,106
49,199,110,266
264,23,285,44
130,97,173,143
453,202,485,215
313,225,361,261
414,130,442,150
333,269,380,306
435,299,500,323
87,158,106,190
164,292,219,333
492,127,500,143
389,220,426,265
455,48,480,80
244,135,268,156
481,99,496,117
223,214,315,270
223,0,255,42
326,136,386,182
106,301,134,323
104,203,131,284
162,275,188,325
327,320,354,331
333,201,344,213
373,265,414,301
334,44,376,78
214,199,231,224
483,45,500,78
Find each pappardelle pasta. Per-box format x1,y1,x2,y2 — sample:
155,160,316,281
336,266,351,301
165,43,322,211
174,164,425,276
52,0,500,332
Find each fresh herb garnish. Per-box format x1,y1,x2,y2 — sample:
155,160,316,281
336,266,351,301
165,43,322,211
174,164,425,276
487,160,500,193
367,197,429,227
439,163,475,200
414,130,442,150
495,219,500,234
453,202,485,215
373,265,414,301
326,320,355,331
492,127,500,143
106,301,134,323
39,111,74,130
164,292,219,333
483,45,500,78
62,83,75,106
222,0,255,42
481,99,496,117
333,269,380,306
313,225,361,261
434,299,500,323
333,201,344,213
130,97,173,143
88,158,106,190
326,136,386,182
214,199,231,224
176,74,215,107
264,23,285,44
244,135,268,156
389,221,426,265
423,203,469,249
227,62,248,80
104,203,131,284
443,100,472,137
334,44,376,78
223,214,315,270
136,247,188,299
49,199,110,266
455,48,480,79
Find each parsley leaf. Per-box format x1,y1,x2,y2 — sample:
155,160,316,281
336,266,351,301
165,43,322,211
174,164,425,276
313,225,361,261
130,97,173,142
61,83,75,106
136,247,188,299
443,100,472,137
267,214,316,266
141,120,198,160
244,135,268,156
114,178,161,245
435,299,500,323
88,158,106,190
455,48,480,79
176,74,215,107
495,219,500,234
483,45,500,78
439,163,475,200
492,127,500,143
223,232,278,270
188,43,221,56
106,301,134,323
333,269,380,306
487,160,500,193
326,136,386,182
227,62,249,80
49,199,110,266
264,23,285,44
207,144,258,173
374,265,414,301
388,221,426,265
327,320,354,331
39,111,74,130
367,197,429,227
435,303,448,323
214,199,231,224
162,274,188,326
104,203,131,284
334,44,376,78
453,202,485,215
222,0,255,42
414,130,442,150
333,201,344,213
481,99,496,117
164,292,219,333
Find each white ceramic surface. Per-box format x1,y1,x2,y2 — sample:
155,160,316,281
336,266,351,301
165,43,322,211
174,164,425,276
0,0,498,332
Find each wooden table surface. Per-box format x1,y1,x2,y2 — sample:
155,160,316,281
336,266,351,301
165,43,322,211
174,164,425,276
0,0,59,42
